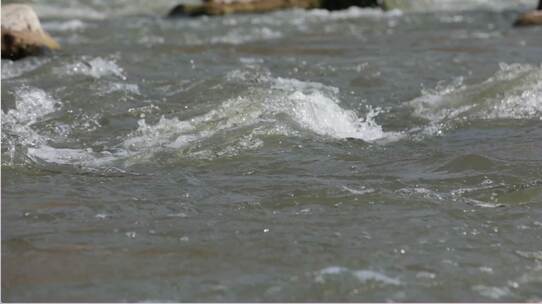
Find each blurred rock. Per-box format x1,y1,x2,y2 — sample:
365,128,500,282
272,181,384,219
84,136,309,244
1,4,60,60
514,0,542,26
320,0,378,11
167,0,378,17
514,10,542,26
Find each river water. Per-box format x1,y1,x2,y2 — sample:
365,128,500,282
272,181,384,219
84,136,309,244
2,0,542,302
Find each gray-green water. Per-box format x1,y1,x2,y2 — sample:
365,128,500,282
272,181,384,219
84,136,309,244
2,0,542,302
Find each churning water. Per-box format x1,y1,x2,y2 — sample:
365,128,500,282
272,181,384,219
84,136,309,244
2,0,542,301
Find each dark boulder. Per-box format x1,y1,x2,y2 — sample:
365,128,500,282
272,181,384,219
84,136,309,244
167,0,379,17
320,0,378,11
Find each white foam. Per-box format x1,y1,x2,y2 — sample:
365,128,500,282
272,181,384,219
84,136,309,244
42,20,87,32
353,270,401,285
26,145,121,166
473,285,512,300
316,266,400,285
62,57,126,80
305,7,403,20
1,87,60,164
384,0,536,12
287,90,392,141
342,185,375,195
5,72,397,167
2,87,58,126
1,57,49,80
121,74,399,162
32,5,106,20
31,0,181,19
410,63,542,135
105,83,141,95
210,27,282,45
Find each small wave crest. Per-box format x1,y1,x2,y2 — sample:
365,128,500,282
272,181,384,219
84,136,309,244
121,70,400,161
42,20,88,32
315,266,400,286
1,57,49,80
1,87,60,165
3,68,398,167
409,63,542,135
303,6,402,20
59,57,126,80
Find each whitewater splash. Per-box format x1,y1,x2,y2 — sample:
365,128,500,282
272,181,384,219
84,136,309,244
1,87,60,165
2,69,397,167
409,63,542,136
121,71,399,162
315,266,401,286
4,63,538,168
60,57,127,80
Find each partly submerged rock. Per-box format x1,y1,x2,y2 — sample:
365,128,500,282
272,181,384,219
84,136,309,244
168,0,320,17
320,0,378,11
167,0,378,17
1,4,60,60
514,10,542,27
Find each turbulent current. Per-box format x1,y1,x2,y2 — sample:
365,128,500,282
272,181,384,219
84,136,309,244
2,0,542,302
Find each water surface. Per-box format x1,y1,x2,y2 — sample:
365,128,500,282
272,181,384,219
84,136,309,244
2,1,542,302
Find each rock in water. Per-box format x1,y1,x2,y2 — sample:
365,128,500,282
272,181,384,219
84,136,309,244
514,0,542,27
168,0,320,17
514,10,542,26
1,4,60,60
320,0,378,11
167,0,378,17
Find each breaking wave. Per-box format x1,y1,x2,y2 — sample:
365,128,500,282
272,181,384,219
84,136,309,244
4,63,538,169
409,63,542,136
1,87,60,165
59,57,126,80
120,72,399,163
2,69,397,168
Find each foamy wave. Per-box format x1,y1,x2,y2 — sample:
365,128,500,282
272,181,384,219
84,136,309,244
42,20,88,32
1,87,60,164
31,0,181,19
315,266,400,285
304,7,402,20
61,57,126,79
123,73,400,160
32,5,106,20
410,63,542,135
210,27,282,45
97,74,398,164
4,71,397,167
2,87,59,129
286,90,392,141
383,0,536,12
1,57,49,79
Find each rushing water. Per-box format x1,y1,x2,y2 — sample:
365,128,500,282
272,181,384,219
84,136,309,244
2,0,542,302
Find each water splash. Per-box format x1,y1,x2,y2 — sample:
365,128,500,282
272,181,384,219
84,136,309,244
121,73,400,162
315,266,401,285
1,87,60,165
62,57,126,80
1,57,49,80
409,63,542,136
